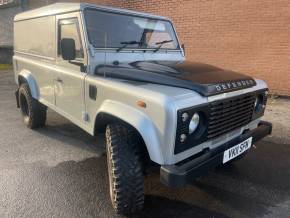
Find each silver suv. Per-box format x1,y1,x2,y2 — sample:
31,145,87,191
13,3,272,214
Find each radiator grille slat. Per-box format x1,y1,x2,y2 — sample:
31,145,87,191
210,98,255,115
209,110,253,128
207,93,255,140
209,106,253,123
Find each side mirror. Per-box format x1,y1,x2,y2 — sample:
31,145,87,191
181,44,185,56
61,38,76,61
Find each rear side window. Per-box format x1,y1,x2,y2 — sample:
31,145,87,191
58,18,84,59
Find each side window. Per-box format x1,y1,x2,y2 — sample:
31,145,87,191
58,18,84,59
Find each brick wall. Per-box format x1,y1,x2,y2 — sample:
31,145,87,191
83,0,290,96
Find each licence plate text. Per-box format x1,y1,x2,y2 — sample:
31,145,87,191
223,137,252,164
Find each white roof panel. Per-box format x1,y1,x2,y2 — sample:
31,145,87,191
14,3,169,22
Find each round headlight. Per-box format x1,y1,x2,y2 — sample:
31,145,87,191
189,113,200,134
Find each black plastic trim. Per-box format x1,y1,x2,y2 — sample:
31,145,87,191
161,121,272,188
89,85,97,100
252,88,268,120
174,104,209,154
174,89,268,154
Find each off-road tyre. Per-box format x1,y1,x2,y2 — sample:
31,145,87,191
105,123,144,214
18,83,47,129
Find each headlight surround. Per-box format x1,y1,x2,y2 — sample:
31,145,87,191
254,94,265,112
175,106,209,154
252,89,268,120
189,112,200,134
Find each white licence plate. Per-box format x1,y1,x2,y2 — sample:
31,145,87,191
223,137,253,164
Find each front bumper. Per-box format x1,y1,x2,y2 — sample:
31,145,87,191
160,121,272,187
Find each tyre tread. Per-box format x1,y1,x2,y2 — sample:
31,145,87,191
106,123,144,214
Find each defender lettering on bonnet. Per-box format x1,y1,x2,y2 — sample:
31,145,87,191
13,2,272,215
214,79,256,93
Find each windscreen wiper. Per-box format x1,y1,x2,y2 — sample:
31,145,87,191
153,40,173,53
117,41,141,52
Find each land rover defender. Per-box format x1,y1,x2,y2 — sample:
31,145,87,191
13,3,272,214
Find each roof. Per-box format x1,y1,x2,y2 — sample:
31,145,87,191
14,2,169,22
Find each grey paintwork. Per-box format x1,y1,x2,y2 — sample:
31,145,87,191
13,3,268,165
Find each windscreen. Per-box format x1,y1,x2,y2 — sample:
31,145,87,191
84,9,179,50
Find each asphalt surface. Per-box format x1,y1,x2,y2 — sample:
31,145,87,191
1,70,290,218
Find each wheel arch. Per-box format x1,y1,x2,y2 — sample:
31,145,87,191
94,101,164,164
17,70,39,99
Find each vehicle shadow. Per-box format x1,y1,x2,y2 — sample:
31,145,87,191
13,140,290,218
136,195,229,218
31,156,229,218
35,109,106,154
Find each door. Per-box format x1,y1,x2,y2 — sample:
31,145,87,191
54,13,87,124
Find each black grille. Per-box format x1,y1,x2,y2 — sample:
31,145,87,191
207,94,256,139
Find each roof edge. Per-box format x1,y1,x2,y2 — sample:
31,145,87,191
14,2,170,22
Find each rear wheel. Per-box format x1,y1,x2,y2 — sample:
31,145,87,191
19,83,46,129
105,122,145,214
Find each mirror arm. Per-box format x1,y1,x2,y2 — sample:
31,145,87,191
181,44,185,56
69,60,87,72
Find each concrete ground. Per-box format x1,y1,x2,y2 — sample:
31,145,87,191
1,69,290,218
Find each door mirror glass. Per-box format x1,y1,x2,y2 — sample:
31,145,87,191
61,38,76,61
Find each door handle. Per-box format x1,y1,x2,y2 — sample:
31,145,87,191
55,78,63,83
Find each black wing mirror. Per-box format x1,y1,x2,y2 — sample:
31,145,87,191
61,38,76,61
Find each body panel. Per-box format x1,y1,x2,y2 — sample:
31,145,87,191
14,55,55,105
53,12,88,124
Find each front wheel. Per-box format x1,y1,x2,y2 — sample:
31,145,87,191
105,123,144,214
